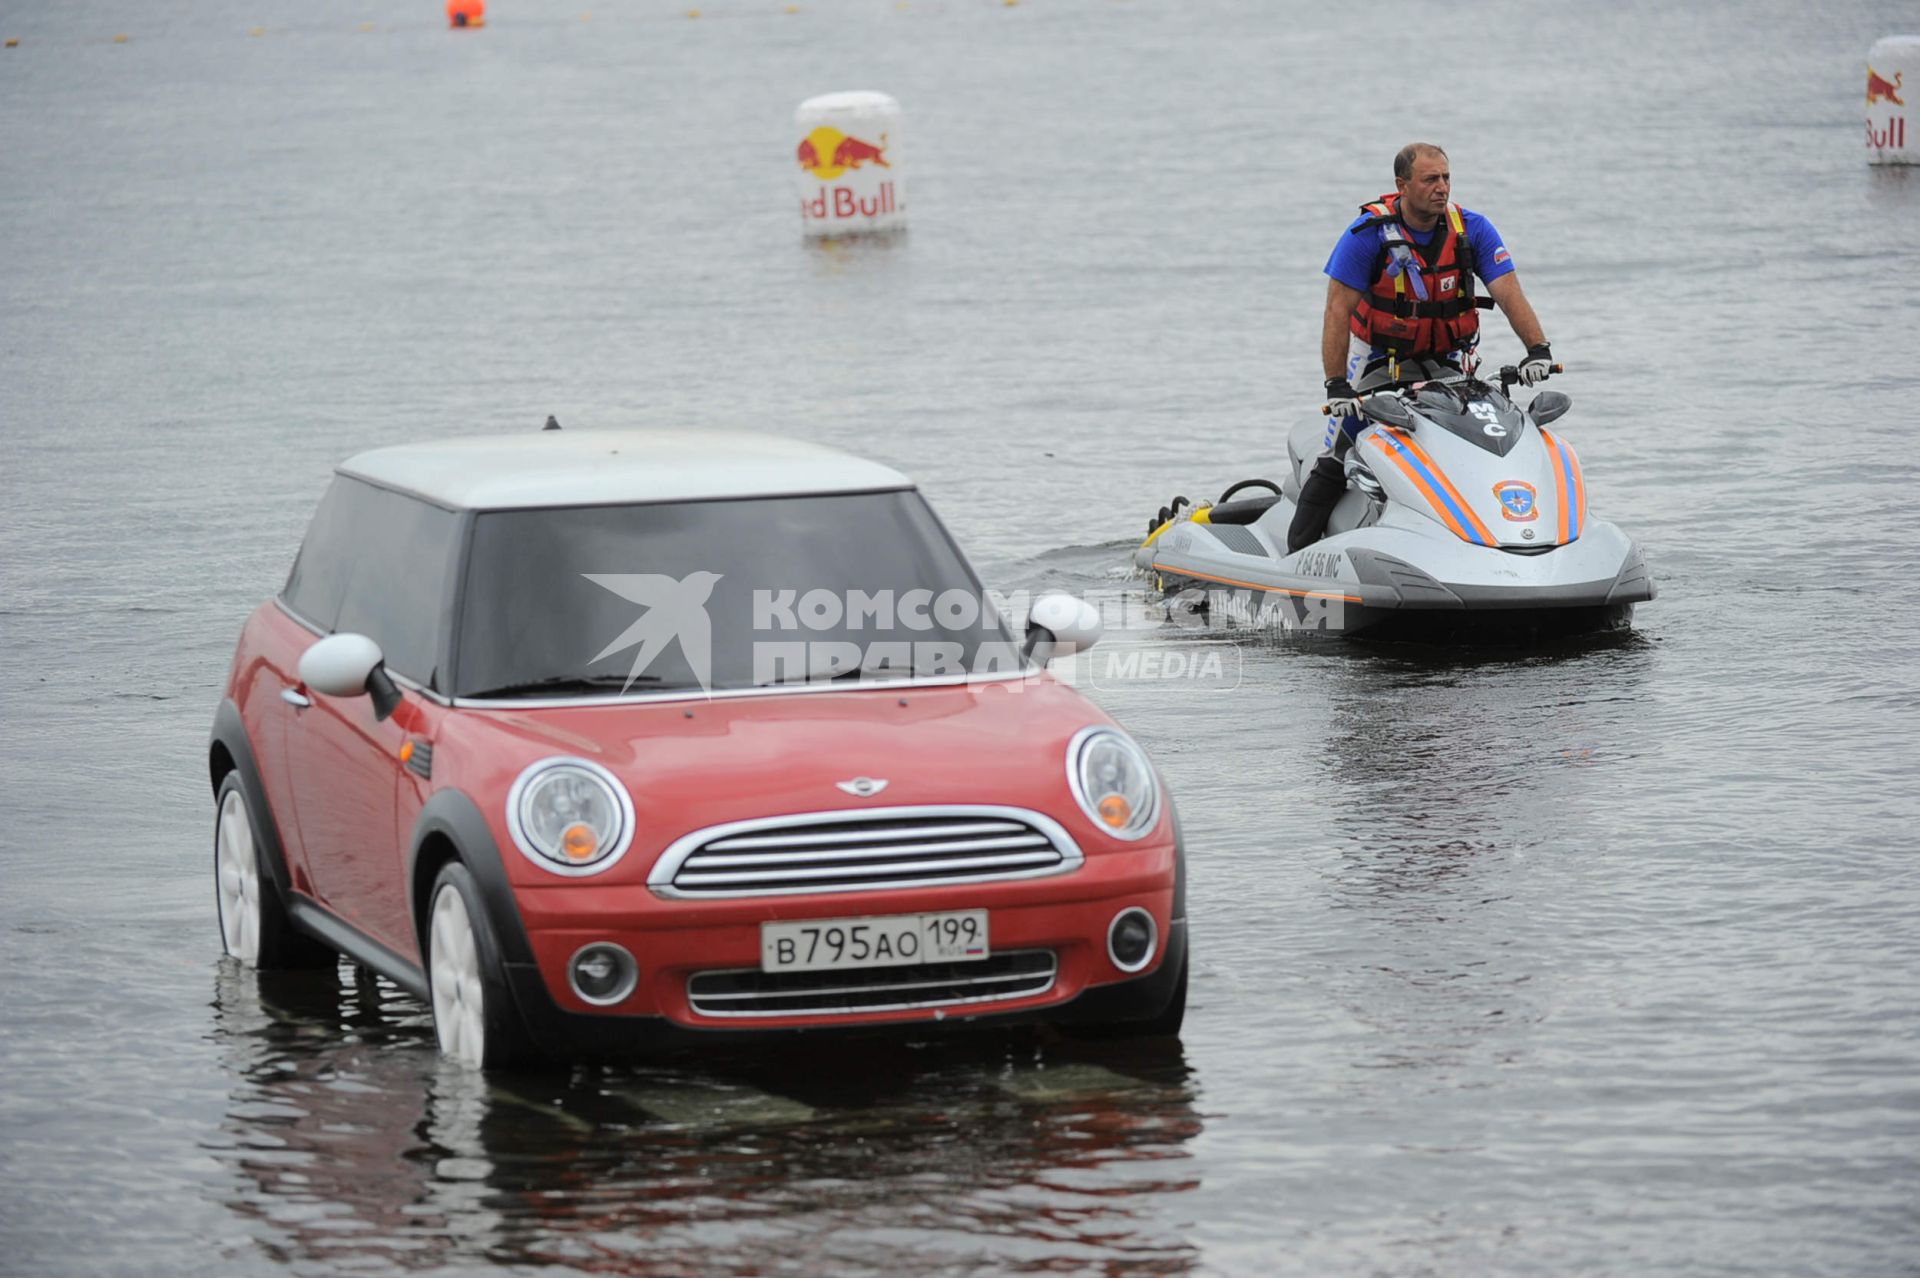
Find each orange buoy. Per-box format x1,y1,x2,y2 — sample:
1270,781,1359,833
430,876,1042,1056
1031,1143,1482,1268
447,0,485,28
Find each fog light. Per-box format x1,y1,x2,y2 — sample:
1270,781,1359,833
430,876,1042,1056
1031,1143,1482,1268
1107,908,1157,973
568,943,638,1006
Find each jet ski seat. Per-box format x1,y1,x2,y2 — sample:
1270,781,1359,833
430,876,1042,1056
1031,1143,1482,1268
1205,494,1283,525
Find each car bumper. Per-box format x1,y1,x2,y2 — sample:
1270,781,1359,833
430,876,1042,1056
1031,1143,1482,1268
502,918,1186,1057
498,843,1182,1055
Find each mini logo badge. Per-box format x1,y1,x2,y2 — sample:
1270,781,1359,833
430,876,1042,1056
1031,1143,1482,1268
1494,480,1538,522
836,777,889,797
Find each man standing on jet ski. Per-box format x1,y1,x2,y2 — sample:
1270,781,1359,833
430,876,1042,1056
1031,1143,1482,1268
1288,142,1555,553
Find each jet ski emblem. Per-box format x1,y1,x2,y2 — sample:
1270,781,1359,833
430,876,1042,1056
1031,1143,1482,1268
1494,480,1538,522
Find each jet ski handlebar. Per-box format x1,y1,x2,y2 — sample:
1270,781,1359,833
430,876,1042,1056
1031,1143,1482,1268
1320,363,1566,415
1496,362,1566,393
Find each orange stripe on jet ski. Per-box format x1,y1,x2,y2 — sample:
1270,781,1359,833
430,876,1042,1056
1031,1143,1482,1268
1151,563,1362,603
1386,428,1499,544
1366,430,1498,546
1540,428,1586,543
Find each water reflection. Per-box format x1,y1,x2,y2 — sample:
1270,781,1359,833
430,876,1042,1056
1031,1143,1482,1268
209,963,1204,1275
1296,637,1656,1074
1315,632,1655,832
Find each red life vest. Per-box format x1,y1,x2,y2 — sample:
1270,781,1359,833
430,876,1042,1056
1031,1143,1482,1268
1348,194,1486,357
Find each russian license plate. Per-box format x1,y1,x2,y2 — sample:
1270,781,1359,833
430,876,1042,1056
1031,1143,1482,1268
761,909,989,973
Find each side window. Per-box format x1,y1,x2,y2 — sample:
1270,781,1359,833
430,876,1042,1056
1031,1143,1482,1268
283,476,462,688
281,477,362,630
333,487,462,687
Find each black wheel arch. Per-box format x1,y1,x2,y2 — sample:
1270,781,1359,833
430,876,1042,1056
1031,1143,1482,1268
406,788,536,968
1163,788,1187,923
209,699,299,906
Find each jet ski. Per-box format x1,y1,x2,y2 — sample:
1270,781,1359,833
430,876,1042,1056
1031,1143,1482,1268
1134,361,1654,640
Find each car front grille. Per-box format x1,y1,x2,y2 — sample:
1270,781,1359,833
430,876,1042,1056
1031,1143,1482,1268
686,950,1058,1018
649,806,1083,898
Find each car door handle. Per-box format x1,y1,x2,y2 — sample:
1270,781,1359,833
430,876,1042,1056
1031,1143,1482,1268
281,688,312,709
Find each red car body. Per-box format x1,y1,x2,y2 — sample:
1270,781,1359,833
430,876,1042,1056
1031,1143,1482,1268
210,430,1185,1065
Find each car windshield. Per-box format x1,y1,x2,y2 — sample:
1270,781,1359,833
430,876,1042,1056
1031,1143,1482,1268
454,490,1023,697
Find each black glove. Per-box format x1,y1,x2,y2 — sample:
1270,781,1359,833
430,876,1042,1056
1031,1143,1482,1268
1518,343,1554,386
1323,376,1362,419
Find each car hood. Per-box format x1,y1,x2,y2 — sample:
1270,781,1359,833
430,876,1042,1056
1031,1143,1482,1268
443,676,1122,848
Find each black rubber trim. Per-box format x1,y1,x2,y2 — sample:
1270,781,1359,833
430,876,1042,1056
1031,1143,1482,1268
407,789,536,966
1446,578,1627,609
209,699,299,907
1167,796,1187,923
1061,919,1187,1025
1606,543,1658,604
1345,548,1460,608
286,900,427,1001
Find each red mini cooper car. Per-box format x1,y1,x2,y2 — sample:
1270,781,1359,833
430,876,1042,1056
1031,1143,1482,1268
210,429,1187,1067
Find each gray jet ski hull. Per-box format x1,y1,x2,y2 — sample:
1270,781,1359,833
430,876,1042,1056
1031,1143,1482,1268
1137,472,1654,641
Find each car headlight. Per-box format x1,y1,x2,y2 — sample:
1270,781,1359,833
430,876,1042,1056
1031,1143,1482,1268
1067,727,1161,841
506,757,635,876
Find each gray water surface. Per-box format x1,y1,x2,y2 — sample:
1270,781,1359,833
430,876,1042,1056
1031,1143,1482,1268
3,1,1918,1274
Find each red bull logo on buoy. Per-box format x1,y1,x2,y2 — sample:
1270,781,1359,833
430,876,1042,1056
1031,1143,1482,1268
797,127,891,179
796,126,900,224
1866,37,1917,166
793,91,907,236
1867,64,1907,149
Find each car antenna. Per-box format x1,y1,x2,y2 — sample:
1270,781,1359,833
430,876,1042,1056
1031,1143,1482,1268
543,414,562,431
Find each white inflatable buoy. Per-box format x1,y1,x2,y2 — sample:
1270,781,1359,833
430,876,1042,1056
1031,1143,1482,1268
1867,36,1917,164
794,91,905,237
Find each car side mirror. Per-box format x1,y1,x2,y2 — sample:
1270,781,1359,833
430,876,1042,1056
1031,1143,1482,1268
1023,593,1102,664
1528,391,1571,427
1359,395,1416,429
298,632,403,722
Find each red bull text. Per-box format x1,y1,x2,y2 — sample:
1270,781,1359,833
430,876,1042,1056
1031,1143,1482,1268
797,125,903,231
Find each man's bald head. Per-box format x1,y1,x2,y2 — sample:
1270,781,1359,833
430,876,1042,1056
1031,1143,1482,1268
1394,143,1448,182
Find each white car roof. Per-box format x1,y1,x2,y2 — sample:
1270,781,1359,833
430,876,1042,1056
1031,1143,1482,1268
337,429,914,510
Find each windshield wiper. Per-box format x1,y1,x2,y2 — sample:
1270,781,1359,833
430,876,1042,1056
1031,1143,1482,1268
465,673,669,698
757,663,933,688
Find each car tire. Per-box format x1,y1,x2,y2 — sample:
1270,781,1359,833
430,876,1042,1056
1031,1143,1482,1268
426,862,535,1070
1064,949,1187,1041
1137,948,1187,1038
214,772,333,969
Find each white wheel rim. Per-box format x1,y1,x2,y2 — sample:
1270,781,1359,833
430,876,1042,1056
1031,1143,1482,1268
215,788,261,963
429,884,488,1068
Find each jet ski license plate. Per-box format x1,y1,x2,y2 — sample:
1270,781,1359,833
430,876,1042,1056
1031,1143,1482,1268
761,910,989,972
